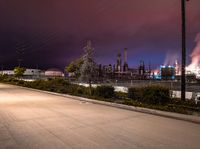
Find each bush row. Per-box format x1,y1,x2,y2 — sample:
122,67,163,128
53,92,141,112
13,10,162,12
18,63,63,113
0,75,115,99
1,75,199,109
128,86,170,105
0,75,170,103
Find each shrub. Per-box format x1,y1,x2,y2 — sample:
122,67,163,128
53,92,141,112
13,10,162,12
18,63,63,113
64,84,79,94
141,85,170,105
94,85,114,98
171,98,200,108
71,85,88,95
0,74,9,81
17,80,25,85
76,86,84,94
128,86,170,105
50,78,69,86
115,91,128,99
24,79,71,91
128,87,142,100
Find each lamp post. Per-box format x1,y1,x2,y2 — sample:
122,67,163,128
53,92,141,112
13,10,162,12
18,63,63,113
181,0,189,101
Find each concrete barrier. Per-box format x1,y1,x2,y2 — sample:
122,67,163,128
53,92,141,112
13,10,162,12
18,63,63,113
172,91,200,100
77,83,129,93
114,86,128,93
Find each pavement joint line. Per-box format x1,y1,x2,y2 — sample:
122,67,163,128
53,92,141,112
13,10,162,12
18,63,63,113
2,83,200,125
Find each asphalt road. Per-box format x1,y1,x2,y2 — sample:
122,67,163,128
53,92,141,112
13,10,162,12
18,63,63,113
0,83,200,149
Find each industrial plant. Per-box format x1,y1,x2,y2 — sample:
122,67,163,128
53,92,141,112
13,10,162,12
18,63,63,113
95,47,200,82
97,48,151,81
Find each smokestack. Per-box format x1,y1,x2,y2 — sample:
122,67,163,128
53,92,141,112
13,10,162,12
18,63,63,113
117,53,122,72
124,48,127,64
117,53,121,64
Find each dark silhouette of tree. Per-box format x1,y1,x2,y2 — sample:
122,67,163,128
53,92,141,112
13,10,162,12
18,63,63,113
14,67,26,78
66,58,83,78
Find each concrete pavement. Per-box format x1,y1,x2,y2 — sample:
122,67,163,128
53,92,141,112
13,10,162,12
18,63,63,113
0,83,200,149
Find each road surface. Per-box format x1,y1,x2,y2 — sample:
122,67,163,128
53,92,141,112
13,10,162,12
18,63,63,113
0,83,200,149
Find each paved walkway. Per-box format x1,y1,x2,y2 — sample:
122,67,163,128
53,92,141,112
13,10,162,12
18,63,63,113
0,83,200,149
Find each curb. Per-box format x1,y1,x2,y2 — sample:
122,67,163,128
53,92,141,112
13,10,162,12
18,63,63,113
3,83,200,125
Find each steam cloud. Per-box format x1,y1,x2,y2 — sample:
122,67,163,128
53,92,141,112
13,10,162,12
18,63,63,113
154,32,200,77
187,33,200,70
164,52,179,66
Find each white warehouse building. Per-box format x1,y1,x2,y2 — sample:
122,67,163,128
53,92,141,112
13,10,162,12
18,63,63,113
0,68,64,78
0,69,42,76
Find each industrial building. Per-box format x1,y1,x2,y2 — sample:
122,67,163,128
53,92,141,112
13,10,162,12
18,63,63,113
98,48,151,80
44,68,64,77
160,65,175,80
97,46,200,82
152,60,200,81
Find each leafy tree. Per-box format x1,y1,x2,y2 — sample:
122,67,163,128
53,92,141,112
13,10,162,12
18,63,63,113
14,67,26,77
80,40,98,94
66,58,83,78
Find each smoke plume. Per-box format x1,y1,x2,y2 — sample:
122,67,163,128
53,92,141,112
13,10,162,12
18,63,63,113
163,52,179,66
187,33,200,70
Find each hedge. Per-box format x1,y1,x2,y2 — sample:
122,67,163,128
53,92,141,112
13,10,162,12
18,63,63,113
94,85,115,98
128,85,170,105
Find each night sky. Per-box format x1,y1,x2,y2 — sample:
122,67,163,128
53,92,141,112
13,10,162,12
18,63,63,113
0,0,200,70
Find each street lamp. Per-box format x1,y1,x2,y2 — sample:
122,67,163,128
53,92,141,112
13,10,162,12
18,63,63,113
181,0,189,101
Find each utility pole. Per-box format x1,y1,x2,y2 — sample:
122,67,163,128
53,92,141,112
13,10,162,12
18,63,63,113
181,0,188,101
16,48,25,67
1,64,3,75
